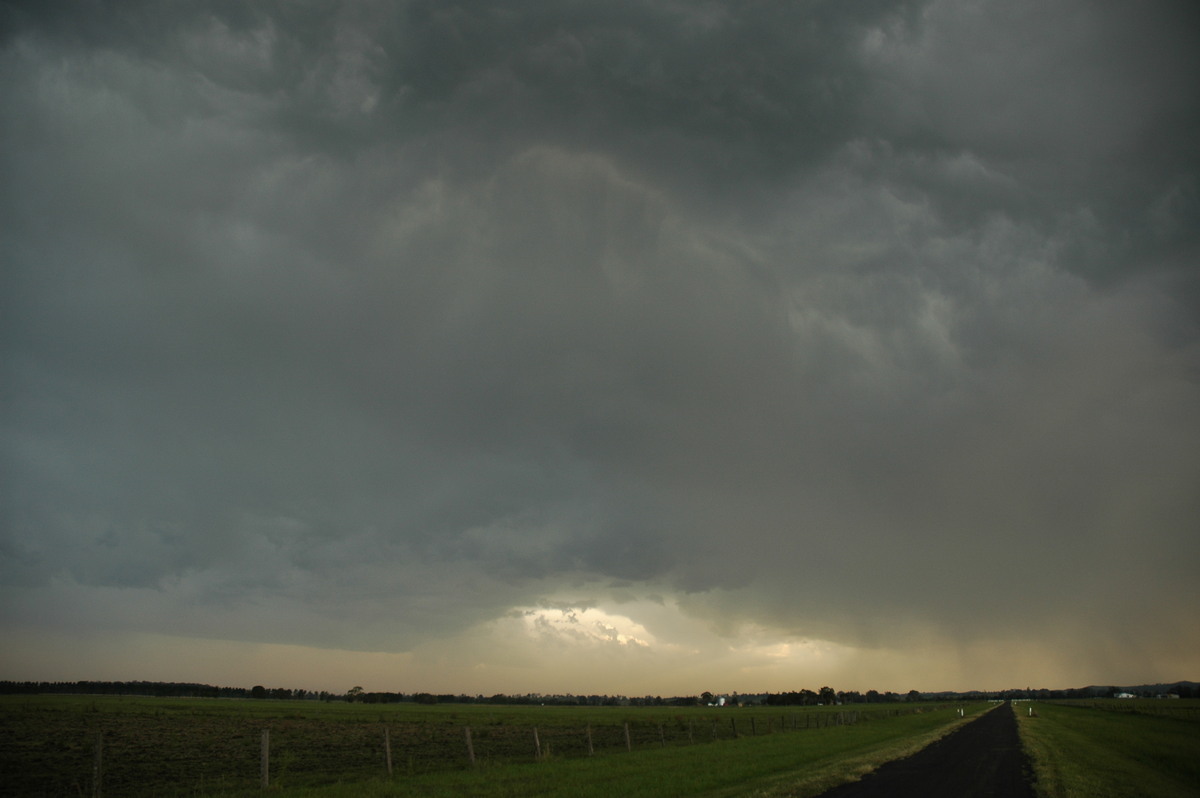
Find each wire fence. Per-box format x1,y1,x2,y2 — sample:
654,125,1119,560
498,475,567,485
0,704,936,796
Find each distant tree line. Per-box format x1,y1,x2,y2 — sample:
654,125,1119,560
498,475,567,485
0,681,316,700
760,688,914,706
350,692,641,706
0,682,638,705
986,685,1196,700
4,680,1192,703
915,684,1196,701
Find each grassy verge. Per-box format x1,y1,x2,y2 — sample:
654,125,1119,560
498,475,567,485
1016,701,1200,798
206,704,988,798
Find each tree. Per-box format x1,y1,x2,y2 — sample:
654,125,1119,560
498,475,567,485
818,686,837,705
906,690,922,702
346,686,364,702
250,685,266,699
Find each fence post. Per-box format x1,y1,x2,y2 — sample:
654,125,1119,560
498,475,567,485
586,724,594,756
623,723,631,752
260,729,270,789
731,718,738,738
712,719,718,741
464,726,476,766
92,732,102,798
460,724,475,763
688,721,694,744
659,724,666,747
533,727,542,760
751,717,757,736
384,727,393,777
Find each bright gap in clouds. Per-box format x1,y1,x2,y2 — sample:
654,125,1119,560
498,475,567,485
516,605,655,649
459,597,866,697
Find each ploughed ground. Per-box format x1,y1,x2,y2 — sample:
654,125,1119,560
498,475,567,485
813,701,1036,798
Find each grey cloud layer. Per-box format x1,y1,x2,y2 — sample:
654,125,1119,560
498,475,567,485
3,1,1198,663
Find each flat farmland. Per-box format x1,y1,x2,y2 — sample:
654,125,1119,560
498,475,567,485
1016,699,1200,798
0,696,984,797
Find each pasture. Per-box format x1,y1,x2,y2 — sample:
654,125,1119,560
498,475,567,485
0,695,986,796
1016,699,1200,798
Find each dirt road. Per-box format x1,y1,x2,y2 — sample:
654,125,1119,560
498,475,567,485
814,702,1036,798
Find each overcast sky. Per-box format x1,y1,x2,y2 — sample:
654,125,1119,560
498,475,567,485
2,0,1198,697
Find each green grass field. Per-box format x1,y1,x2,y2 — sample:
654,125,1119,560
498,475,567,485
1016,700,1200,798
0,695,987,797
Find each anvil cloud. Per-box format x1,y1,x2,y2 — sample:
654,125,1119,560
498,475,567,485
2,0,1198,695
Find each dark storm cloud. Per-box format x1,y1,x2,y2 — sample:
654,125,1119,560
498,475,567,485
2,0,1198,674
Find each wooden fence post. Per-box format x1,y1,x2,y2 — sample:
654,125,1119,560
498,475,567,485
688,721,694,744
585,724,594,756
623,723,631,752
260,729,270,789
384,727,393,777
711,719,718,741
731,718,738,738
464,726,476,766
533,727,542,760
92,732,102,798
751,717,757,736
659,724,666,747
